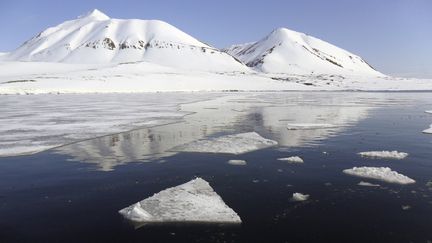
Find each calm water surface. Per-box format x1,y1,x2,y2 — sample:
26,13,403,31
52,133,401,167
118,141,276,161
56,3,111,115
1,92,432,243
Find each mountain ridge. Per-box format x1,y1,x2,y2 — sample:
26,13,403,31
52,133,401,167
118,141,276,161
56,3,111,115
223,27,381,75
2,9,380,75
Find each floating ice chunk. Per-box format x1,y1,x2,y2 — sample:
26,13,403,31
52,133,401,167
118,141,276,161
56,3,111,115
343,167,415,185
357,181,380,187
401,205,412,210
286,123,335,130
358,151,408,160
292,192,310,201
172,132,277,155
227,159,247,166
423,125,432,134
277,156,304,163
425,110,432,114
119,178,241,225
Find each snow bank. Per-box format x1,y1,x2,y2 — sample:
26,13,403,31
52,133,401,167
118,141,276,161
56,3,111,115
227,160,247,166
343,167,415,185
172,132,277,155
358,151,408,159
357,181,380,187
292,193,310,201
119,178,241,224
423,125,432,134
277,156,304,163
286,123,335,130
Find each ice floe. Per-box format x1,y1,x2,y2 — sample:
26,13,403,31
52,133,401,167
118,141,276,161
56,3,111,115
425,111,432,114
357,181,380,187
119,178,241,225
423,125,432,134
401,205,412,210
292,193,310,201
277,156,304,163
343,167,415,185
358,151,408,160
286,123,336,130
227,160,247,166
172,132,278,154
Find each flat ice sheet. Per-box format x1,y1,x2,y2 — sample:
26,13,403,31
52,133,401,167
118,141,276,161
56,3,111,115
286,123,336,130
277,156,304,163
172,132,278,155
0,94,217,157
119,178,241,224
343,167,415,185
358,151,408,160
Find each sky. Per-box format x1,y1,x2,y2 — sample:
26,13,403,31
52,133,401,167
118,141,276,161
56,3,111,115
0,0,431,78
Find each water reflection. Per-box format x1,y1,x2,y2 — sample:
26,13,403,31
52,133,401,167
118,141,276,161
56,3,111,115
54,92,411,171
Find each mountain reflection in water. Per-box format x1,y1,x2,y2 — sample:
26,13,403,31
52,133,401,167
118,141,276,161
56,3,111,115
54,92,413,171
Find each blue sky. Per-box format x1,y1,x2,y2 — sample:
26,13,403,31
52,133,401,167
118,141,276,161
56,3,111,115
0,0,431,77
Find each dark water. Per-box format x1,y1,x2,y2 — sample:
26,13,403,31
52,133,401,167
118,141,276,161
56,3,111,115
1,92,432,243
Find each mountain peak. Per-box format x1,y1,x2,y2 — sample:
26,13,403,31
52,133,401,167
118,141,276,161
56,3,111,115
269,27,303,38
78,9,110,20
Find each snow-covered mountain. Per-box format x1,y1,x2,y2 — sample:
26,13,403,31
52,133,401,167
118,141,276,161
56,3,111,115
224,28,382,76
2,9,247,72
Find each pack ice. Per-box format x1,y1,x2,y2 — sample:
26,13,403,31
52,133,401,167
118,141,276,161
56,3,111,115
119,178,241,225
343,167,415,185
172,132,277,154
358,151,408,160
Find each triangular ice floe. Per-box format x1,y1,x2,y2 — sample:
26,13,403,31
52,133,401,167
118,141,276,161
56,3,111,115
119,178,241,226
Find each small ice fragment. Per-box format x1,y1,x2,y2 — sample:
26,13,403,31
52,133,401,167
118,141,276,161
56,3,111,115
119,178,241,225
227,159,247,166
277,156,304,163
252,179,260,183
423,125,432,134
357,181,380,187
286,123,335,130
358,151,408,160
425,110,432,114
401,205,411,210
292,192,310,201
172,132,277,155
343,167,415,185
426,181,432,187
324,182,332,186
